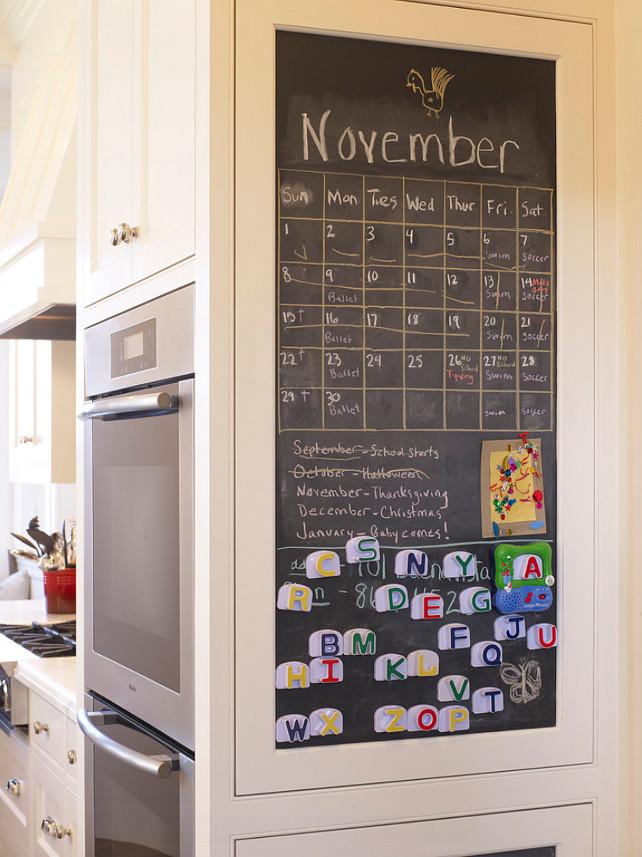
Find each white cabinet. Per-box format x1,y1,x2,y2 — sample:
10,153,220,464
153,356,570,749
82,0,196,305
0,725,29,856
8,340,76,484
28,692,78,857
32,755,75,857
0,706,78,857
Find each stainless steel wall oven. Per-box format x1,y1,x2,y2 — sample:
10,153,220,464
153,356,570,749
79,286,195,856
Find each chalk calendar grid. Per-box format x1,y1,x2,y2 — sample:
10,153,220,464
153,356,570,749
278,169,554,434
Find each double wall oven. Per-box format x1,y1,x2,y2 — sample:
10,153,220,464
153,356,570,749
79,285,195,856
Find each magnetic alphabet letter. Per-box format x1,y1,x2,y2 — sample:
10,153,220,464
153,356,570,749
438,623,471,650
276,715,310,743
438,706,470,733
374,654,408,681
437,675,470,702
513,553,543,580
309,708,343,736
374,705,407,733
374,584,409,612
471,641,503,667
309,629,343,658
275,661,310,689
527,623,557,649
310,657,343,684
472,688,504,714
346,536,380,563
306,550,341,579
459,587,491,615
443,551,477,580
343,628,376,655
407,649,439,677
494,614,526,641
394,550,429,578
407,705,439,732
410,593,444,620
277,583,313,612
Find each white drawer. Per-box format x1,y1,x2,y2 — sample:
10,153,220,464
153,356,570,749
32,754,73,857
0,727,29,848
30,692,67,769
65,718,78,779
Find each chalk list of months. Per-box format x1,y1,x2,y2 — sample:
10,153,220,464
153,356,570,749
278,169,554,433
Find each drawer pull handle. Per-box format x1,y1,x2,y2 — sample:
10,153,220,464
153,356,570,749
67,749,76,764
33,721,49,735
41,816,71,839
6,777,21,795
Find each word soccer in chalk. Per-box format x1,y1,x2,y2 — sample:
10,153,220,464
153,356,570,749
276,538,556,743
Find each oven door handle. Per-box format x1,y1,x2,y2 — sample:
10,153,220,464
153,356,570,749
77,708,180,779
78,391,179,420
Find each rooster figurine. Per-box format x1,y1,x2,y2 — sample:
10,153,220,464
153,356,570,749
406,66,455,118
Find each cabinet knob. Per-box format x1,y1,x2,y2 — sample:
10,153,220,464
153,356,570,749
117,222,139,243
6,777,22,795
67,749,76,765
18,436,34,445
41,816,71,839
109,227,121,246
33,720,49,735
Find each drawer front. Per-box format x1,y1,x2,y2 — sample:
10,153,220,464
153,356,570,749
66,718,78,780
0,728,29,846
33,754,73,857
30,693,67,768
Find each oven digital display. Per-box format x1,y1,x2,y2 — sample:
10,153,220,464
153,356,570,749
123,330,145,360
111,318,157,378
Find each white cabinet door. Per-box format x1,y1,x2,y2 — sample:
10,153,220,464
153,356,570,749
131,0,195,285
88,0,135,301
9,340,76,484
82,0,195,306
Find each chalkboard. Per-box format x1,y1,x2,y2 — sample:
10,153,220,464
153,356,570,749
275,31,556,748
477,851,555,857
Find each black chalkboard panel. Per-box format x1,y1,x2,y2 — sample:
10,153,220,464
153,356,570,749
478,851,555,857
275,31,556,748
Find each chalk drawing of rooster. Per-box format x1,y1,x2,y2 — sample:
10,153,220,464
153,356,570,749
406,66,455,117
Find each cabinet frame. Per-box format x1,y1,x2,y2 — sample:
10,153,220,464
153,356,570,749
235,0,596,796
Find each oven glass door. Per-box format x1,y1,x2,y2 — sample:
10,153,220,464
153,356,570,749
85,379,193,745
82,697,194,857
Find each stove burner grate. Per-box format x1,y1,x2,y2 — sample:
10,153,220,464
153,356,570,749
0,621,76,657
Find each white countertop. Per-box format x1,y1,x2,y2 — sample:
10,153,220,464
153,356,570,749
0,599,77,717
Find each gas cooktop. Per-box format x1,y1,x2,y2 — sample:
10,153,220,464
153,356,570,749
0,621,76,658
